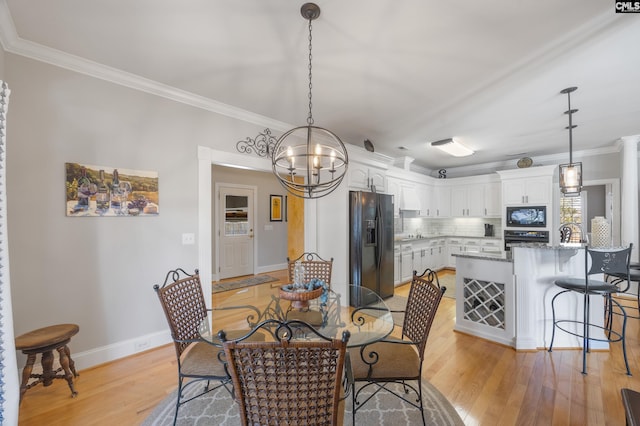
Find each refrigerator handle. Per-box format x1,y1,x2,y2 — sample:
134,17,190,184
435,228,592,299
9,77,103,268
376,201,383,268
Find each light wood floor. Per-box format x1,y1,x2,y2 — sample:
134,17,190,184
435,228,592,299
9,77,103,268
17,270,640,425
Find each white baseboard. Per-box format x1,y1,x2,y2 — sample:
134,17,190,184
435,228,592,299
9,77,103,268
72,329,172,371
211,263,287,282
256,263,287,274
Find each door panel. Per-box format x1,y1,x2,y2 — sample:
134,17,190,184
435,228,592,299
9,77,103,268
219,186,254,279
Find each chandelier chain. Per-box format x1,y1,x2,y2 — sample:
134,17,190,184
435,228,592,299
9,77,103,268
307,18,314,126
566,89,573,163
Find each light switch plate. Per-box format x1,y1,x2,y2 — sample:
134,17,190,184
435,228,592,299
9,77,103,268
182,233,195,245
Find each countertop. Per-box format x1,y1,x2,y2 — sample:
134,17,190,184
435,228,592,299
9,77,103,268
508,243,585,249
395,235,501,244
452,252,513,263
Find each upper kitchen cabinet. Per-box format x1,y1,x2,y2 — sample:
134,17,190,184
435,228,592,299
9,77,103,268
498,165,556,206
349,162,386,192
417,183,435,217
449,178,501,218
386,177,401,216
484,181,502,216
451,184,485,217
433,185,451,218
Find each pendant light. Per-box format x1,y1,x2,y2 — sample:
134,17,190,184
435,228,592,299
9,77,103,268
559,86,582,196
271,3,348,199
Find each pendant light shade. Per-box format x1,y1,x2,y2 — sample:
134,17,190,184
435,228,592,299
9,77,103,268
559,87,582,196
271,3,348,199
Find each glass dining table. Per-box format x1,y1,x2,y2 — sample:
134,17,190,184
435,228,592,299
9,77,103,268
199,284,394,348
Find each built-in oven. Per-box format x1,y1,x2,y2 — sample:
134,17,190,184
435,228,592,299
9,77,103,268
504,230,549,251
506,206,546,227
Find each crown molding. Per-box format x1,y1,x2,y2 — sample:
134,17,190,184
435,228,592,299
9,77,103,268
0,1,293,133
418,143,623,178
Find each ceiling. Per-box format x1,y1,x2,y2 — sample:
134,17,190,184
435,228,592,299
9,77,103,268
2,1,639,171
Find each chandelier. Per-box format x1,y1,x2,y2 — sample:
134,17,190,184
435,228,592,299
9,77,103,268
271,3,348,199
559,86,582,196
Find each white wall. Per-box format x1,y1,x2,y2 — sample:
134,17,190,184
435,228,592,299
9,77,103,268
5,52,271,369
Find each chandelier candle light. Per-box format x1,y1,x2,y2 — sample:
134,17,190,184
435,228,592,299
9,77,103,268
271,3,348,199
559,86,582,196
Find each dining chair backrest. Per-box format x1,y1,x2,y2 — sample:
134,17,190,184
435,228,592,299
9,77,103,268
153,268,208,359
220,320,349,426
287,252,333,285
586,245,632,283
402,269,446,358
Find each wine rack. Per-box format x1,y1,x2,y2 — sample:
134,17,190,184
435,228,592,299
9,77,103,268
463,278,505,329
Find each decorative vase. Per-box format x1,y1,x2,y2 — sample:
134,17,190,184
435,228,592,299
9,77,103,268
591,216,611,247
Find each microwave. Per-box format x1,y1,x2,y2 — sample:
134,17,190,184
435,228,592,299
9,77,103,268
506,206,546,227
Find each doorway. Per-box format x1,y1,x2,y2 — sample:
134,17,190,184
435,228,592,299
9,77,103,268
217,184,256,279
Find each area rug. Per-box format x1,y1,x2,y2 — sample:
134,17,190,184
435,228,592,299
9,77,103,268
142,380,464,426
438,273,456,299
212,274,279,294
385,295,409,325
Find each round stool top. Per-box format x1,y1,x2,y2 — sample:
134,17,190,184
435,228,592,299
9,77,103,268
15,324,79,351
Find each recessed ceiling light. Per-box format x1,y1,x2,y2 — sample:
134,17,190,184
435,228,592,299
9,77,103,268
430,138,474,157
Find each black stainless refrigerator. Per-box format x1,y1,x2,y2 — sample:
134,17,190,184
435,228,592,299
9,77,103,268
349,191,394,302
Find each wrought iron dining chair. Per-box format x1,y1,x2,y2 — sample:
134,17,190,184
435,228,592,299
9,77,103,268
287,252,334,285
220,319,350,426
549,244,633,376
349,268,446,425
286,252,334,326
154,268,265,425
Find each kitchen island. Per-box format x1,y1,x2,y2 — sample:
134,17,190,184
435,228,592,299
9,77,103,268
453,251,515,346
454,244,607,351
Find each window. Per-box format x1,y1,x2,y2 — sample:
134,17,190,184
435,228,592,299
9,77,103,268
559,192,587,243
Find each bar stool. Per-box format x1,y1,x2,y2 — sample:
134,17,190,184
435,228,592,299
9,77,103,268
548,245,633,375
15,323,80,403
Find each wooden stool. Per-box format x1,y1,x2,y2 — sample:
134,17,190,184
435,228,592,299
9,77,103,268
622,388,640,426
15,323,80,403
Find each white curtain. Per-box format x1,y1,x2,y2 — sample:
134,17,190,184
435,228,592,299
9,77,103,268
0,81,19,425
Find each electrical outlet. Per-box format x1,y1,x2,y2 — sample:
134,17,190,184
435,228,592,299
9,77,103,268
182,233,195,245
134,339,150,352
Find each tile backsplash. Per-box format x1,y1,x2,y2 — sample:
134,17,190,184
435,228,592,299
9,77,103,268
395,217,502,238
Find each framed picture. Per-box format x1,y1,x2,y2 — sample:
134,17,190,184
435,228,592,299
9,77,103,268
270,195,283,222
65,162,159,217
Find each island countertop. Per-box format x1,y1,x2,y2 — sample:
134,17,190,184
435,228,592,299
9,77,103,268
452,251,512,262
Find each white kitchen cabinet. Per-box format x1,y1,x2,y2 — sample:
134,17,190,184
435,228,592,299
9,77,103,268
417,184,435,217
387,177,401,216
498,166,555,206
400,184,421,212
451,184,485,217
502,176,551,205
463,238,482,254
413,247,425,277
446,237,502,268
400,244,414,283
447,238,464,267
480,238,503,254
484,181,502,216
451,182,500,217
436,243,446,269
349,162,386,192
433,185,451,217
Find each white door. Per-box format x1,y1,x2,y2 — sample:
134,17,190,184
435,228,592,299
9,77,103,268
218,186,255,279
